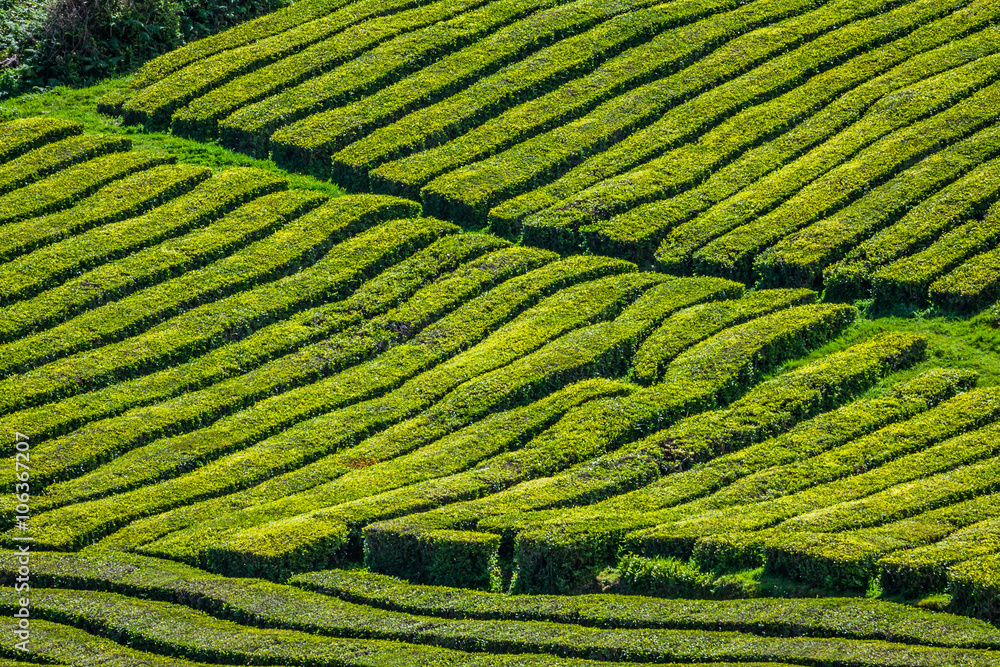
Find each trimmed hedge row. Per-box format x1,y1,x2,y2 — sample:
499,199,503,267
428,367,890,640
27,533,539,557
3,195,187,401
691,71,1000,282
0,195,427,416
516,0,969,254
0,233,502,444
0,117,82,163
882,518,1000,600
825,141,1000,300
362,303,855,587
334,0,745,192
755,122,1000,288
369,0,785,206
653,17,1000,273
0,134,131,198
692,423,1000,560
6,551,1000,652
625,385,1000,557
758,491,1000,596
0,189,329,363
126,0,359,90
32,245,546,511
0,163,212,264
292,567,1000,648
4,585,998,667
64,256,631,553
0,150,172,226
2,617,655,667
873,199,1000,306
121,0,440,128
174,278,738,574
509,333,927,593
763,434,1000,590
173,0,489,141
269,0,705,182
102,269,648,562
5,211,450,490
0,166,285,311
504,367,971,563
235,0,573,173
0,188,327,342
194,380,631,578
431,0,891,230
631,288,815,384
597,12,1000,264
145,302,852,579
949,554,1000,624
780,426,1000,534
929,240,1000,313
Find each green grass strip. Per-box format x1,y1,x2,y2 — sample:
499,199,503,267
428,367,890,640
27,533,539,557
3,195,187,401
0,164,212,263
271,0,692,179
873,199,1000,306
175,0,489,142
0,116,81,163
0,166,286,310
121,0,443,128
517,0,971,252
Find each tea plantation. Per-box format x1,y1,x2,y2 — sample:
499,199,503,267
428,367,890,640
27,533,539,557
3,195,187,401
1,0,1000,663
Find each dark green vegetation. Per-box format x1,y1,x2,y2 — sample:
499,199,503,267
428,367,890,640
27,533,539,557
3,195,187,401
0,0,291,95
1,0,1000,662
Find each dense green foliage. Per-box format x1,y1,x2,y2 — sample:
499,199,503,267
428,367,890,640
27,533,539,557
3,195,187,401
2,0,1000,660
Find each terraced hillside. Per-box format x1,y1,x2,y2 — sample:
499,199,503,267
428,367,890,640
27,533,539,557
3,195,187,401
1,115,1000,665
100,0,1000,305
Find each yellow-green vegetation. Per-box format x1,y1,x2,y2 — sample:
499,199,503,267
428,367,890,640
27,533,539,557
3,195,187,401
1,0,1000,662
